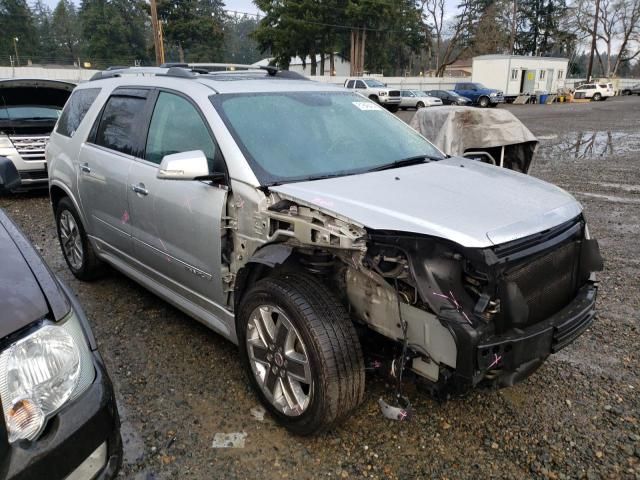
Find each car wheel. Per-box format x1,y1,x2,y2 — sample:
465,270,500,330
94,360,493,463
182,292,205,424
593,92,602,101
368,95,380,104
386,105,399,113
55,197,104,280
237,272,365,435
478,96,490,108
416,101,425,109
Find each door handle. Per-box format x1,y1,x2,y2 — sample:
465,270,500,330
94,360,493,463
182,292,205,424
131,183,149,196
80,163,91,173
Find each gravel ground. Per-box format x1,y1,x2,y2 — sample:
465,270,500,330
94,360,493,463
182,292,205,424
2,96,639,480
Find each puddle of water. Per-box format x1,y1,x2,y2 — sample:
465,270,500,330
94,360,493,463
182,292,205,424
575,191,640,204
118,401,146,465
538,131,640,160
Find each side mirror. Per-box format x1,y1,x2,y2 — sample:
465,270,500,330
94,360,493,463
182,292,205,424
157,150,210,181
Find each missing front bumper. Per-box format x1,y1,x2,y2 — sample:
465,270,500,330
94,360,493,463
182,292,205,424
474,282,597,388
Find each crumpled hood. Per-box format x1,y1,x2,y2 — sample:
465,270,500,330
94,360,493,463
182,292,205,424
270,158,582,248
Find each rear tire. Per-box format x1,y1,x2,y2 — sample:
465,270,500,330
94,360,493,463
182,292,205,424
237,272,365,435
416,101,425,109
55,197,104,281
593,92,602,101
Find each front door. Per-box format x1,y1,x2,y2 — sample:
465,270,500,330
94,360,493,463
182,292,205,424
546,69,554,92
522,70,536,94
127,90,229,314
77,90,150,257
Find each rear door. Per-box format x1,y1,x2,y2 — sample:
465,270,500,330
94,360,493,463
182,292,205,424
77,88,151,258
127,89,229,311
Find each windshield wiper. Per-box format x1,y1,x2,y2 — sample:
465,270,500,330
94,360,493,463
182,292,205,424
366,154,443,172
9,117,57,122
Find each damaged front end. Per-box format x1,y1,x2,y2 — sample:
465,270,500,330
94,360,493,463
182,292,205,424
240,190,603,397
347,215,603,395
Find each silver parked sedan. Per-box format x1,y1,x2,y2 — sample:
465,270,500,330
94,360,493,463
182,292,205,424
47,65,602,435
399,89,443,109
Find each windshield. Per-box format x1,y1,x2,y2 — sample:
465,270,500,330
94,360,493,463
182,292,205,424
211,91,444,185
0,105,61,120
447,91,463,97
364,79,385,88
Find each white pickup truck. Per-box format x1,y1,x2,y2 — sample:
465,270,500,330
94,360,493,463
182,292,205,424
344,78,401,112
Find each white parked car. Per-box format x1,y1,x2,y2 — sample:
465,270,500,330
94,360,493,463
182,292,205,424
574,82,614,101
399,90,442,109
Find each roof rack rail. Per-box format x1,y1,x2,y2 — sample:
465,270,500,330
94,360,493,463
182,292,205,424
88,63,311,82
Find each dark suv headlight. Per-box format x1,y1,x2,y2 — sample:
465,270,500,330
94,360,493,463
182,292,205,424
0,312,94,443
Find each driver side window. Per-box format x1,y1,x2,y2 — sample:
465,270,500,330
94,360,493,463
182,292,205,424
145,92,217,169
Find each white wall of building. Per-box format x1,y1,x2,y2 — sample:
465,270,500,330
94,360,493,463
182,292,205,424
0,66,98,82
472,56,569,95
290,56,351,77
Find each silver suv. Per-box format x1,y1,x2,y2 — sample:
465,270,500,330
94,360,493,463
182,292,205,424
47,66,602,434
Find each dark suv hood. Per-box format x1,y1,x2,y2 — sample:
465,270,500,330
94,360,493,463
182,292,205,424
0,210,69,339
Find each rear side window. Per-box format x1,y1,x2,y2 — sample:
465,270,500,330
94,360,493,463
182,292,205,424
94,95,147,156
56,88,101,137
346,80,354,88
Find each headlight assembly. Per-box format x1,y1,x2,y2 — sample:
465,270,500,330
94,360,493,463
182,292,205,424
0,312,94,443
379,91,387,96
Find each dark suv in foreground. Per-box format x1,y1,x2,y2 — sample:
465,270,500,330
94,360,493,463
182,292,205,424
0,201,121,479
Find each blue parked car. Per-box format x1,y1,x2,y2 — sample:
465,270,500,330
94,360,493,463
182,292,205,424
454,82,505,108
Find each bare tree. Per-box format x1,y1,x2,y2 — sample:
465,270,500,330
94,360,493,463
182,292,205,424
572,0,640,77
420,0,470,77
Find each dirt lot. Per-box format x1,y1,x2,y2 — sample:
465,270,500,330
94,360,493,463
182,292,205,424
2,96,639,479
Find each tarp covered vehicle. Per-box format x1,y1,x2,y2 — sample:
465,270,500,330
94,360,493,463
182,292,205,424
410,106,538,173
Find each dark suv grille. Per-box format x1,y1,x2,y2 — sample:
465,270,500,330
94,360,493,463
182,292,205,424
389,90,400,97
504,240,581,325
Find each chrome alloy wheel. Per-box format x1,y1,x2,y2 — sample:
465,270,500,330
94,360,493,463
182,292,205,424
59,210,83,270
246,305,313,416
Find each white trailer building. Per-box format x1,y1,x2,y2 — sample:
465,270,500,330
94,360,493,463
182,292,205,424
472,55,569,98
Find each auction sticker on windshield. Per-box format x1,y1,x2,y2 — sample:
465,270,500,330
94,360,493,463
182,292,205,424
353,102,382,111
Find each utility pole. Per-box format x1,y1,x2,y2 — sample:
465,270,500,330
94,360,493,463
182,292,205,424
586,0,600,82
150,0,164,66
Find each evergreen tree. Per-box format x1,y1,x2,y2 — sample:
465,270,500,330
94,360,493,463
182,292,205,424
0,0,37,64
223,14,262,64
158,0,227,62
79,0,150,68
32,0,54,63
52,0,80,63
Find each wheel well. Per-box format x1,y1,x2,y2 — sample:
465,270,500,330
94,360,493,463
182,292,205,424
368,94,379,101
233,247,341,313
50,185,67,213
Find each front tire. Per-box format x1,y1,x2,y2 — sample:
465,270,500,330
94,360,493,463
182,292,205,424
416,101,425,109
237,273,365,435
478,96,490,108
593,92,602,101
55,197,104,280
